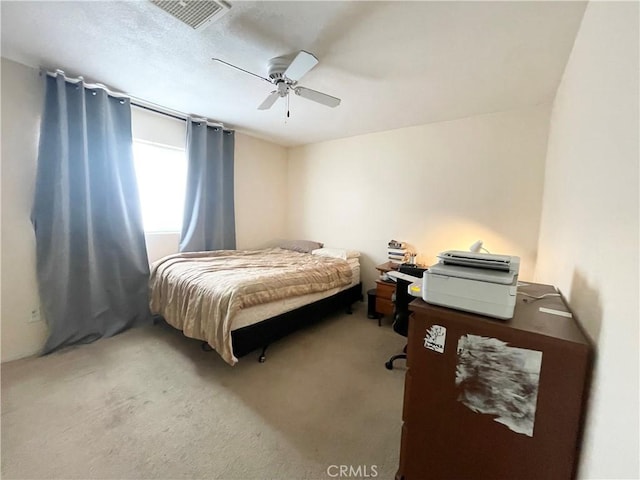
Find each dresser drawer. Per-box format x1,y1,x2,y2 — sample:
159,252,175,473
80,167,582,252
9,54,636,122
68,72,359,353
375,280,395,316
376,298,395,316
376,280,395,300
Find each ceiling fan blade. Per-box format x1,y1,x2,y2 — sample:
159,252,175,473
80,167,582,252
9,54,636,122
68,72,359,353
294,86,341,108
212,58,271,84
283,51,318,81
258,91,280,110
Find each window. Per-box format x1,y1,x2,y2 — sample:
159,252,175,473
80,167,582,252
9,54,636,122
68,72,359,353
133,140,187,233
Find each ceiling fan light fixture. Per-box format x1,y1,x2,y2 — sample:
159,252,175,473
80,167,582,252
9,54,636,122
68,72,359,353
150,0,231,30
276,82,289,96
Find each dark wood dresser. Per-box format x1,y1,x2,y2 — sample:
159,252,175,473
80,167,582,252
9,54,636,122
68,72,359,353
397,283,592,480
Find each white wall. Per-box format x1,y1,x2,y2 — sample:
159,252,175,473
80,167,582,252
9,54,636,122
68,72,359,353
288,106,551,289
234,132,288,249
131,106,185,149
0,58,288,361
1,58,48,362
534,2,639,478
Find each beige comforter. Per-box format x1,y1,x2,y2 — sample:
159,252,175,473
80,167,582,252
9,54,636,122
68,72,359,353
149,248,353,365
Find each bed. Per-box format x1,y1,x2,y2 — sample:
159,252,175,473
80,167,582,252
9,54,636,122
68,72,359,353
149,246,362,365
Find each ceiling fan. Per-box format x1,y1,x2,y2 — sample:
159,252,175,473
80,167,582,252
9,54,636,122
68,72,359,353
212,51,341,113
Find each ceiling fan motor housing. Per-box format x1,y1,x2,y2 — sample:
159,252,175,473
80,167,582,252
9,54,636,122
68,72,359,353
267,54,296,83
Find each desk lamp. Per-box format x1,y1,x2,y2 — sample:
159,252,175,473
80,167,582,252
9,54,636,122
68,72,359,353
469,240,490,253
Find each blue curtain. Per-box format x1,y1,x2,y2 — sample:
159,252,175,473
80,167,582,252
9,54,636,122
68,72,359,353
180,120,236,252
32,72,151,354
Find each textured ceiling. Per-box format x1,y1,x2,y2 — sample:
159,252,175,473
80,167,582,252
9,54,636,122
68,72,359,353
1,1,586,147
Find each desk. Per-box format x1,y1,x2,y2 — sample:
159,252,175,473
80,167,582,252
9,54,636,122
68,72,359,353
375,261,399,275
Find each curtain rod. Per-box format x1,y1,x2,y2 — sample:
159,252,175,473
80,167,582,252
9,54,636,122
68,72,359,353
42,68,227,129
130,101,187,120
129,98,226,129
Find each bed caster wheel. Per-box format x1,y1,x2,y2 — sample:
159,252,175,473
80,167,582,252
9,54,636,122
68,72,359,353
385,360,394,370
258,345,269,363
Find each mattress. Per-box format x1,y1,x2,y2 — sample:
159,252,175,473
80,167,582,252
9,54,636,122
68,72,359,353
232,258,360,331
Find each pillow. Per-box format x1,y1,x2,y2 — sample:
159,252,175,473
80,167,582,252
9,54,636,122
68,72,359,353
276,239,324,253
312,247,360,260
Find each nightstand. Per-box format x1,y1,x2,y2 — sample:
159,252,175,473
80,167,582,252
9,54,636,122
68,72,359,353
374,262,399,324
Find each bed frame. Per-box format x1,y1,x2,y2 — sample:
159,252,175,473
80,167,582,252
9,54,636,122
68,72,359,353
229,282,363,362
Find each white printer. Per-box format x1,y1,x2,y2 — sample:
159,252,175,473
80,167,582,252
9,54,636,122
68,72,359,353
409,250,520,320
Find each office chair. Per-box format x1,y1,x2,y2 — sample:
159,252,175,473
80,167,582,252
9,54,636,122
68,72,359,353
384,276,411,370
385,265,426,370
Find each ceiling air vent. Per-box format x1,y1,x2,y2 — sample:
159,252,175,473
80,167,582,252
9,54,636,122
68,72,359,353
150,0,231,30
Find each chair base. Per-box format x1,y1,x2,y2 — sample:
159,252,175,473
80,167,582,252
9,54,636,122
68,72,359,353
386,344,408,370
385,353,407,370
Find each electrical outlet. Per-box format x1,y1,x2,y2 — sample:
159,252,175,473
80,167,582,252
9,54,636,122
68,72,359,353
29,308,41,323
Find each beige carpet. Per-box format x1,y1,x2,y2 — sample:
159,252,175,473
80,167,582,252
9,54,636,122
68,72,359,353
1,304,407,479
